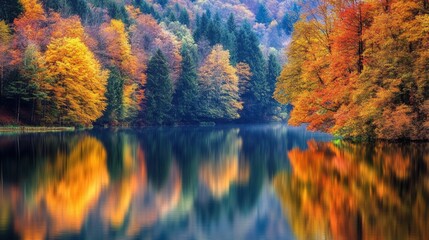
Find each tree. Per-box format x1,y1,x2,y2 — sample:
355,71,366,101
0,0,22,24
5,44,46,123
5,71,28,123
144,50,173,125
0,20,12,97
49,14,86,41
101,67,124,126
266,53,281,119
108,2,129,24
20,44,47,123
178,8,190,26
44,37,108,126
227,14,236,33
256,4,271,25
11,0,47,65
206,14,222,46
173,47,199,122
281,2,300,35
274,0,429,140
164,21,198,60
100,19,145,123
274,4,335,132
157,0,168,8
236,23,268,121
236,62,252,99
198,45,242,120
129,13,182,81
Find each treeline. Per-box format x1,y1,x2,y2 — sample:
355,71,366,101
275,0,429,140
0,0,287,126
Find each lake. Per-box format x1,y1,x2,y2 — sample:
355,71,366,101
0,124,428,240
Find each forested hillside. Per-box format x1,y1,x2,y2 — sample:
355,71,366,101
275,0,429,140
0,0,297,126
2,0,427,140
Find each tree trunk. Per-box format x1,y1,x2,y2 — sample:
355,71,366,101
41,100,44,122
0,64,3,97
31,99,35,123
16,97,20,123
357,4,364,74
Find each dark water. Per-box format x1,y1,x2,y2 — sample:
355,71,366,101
0,124,427,240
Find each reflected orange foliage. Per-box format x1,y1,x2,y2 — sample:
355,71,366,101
274,141,429,240
99,140,182,237
125,162,182,237
41,136,109,234
102,143,147,228
0,136,109,239
199,156,250,198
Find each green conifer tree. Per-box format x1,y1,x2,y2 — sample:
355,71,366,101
144,50,173,125
236,23,268,121
173,47,199,122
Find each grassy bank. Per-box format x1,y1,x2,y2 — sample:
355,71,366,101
0,126,75,134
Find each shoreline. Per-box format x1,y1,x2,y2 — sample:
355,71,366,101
0,125,427,142
0,126,75,134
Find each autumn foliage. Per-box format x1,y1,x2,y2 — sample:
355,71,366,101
44,37,108,125
275,0,429,140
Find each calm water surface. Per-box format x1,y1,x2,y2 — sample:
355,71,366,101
0,124,427,240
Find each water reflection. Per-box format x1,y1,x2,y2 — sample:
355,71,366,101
0,136,109,240
273,141,429,240
0,125,426,239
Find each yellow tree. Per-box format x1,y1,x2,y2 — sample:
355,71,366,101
199,45,242,120
236,62,252,99
274,19,333,131
0,20,12,96
44,37,108,126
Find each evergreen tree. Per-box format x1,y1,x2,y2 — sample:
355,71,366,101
207,21,221,45
281,3,300,35
139,0,161,19
5,45,46,123
166,9,177,22
157,0,168,7
223,14,237,63
0,0,22,24
194,12,210,42
108,2,129,24
145,50,173,125
5,70,29,123
178,8,190,26
220,27,237,64
227,14,236,33
236,23,268,121
69,0,91,21
256,4,271,25
266,53,281,119
173,47,199,122
101,67,124,125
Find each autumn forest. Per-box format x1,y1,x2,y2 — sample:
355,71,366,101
0,0,428,140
